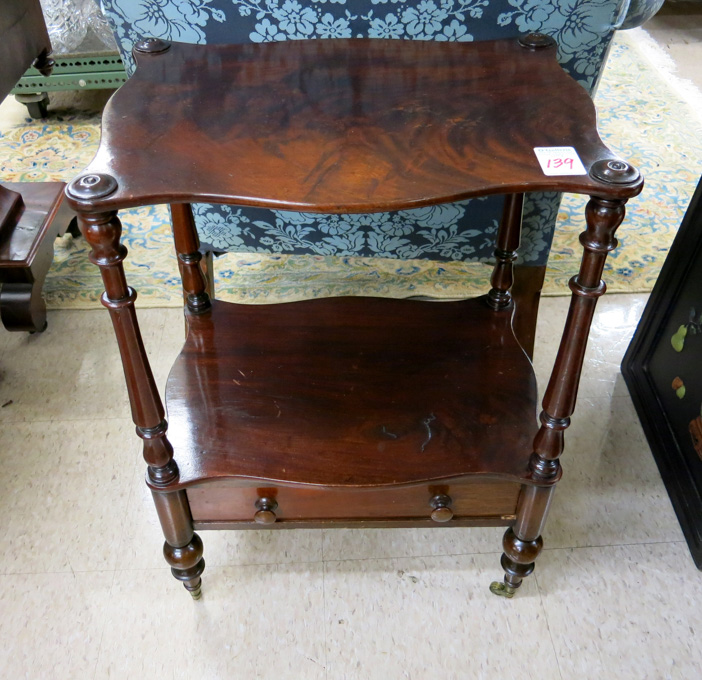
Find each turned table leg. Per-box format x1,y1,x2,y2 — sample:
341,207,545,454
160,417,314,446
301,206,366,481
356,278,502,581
491,180,633,597
485,193,546,359
152,488,205,599
170,203,212,315
68,175,205,598
487,193,523,311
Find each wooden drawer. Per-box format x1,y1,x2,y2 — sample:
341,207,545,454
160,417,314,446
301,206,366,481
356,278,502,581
187,480,521,526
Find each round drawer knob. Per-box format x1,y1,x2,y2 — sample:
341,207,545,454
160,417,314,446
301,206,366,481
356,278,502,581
254,497,278,524
429,494,453,523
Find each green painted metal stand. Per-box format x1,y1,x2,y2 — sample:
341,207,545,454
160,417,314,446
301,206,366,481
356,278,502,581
11,50,127,118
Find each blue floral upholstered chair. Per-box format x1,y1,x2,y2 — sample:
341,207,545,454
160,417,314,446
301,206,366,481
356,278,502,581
98,0,663,351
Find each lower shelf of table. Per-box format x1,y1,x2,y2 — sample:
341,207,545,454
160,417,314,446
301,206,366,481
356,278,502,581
164,296,540,495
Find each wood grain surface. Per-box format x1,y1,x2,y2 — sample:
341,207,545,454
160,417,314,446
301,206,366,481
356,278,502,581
165,296,539,489
69,38,642,213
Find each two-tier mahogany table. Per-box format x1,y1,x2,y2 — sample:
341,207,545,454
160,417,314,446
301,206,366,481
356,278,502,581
65,35,643,600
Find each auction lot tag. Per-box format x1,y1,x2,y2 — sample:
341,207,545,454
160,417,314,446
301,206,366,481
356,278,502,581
534,147,587,176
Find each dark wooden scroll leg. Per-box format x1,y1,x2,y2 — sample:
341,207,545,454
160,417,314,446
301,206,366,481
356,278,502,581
67,217,81,238
491,193,629,597
76,196,205,599
0,244,53,333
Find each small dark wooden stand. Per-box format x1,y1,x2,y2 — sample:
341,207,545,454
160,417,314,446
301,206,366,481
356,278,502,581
0,0,77,332
0,183,77,332
66,35,643,600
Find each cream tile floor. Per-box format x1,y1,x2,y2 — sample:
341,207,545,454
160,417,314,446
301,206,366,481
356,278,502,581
2,292,701,680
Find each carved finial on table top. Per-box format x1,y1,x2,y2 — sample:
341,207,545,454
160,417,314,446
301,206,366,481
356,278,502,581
66,173,118,201
518,33,557,50
134,38,171,54
589,159,641,185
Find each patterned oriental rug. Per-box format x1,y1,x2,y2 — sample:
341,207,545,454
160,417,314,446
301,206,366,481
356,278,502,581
1,29,701,308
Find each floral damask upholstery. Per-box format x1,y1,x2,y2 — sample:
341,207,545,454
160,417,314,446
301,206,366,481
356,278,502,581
99,0,663,264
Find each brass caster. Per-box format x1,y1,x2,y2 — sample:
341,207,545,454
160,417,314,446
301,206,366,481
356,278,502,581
188,585,202,600
489,581,516,598
29,321,48,334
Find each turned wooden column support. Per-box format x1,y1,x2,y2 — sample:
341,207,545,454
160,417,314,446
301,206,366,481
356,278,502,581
529,194,627,483
152,489,205,600
75,206,178,485
170,203,211,314
67,173,205,598
490,484,553,597
492,159,639,597
487,193,524,310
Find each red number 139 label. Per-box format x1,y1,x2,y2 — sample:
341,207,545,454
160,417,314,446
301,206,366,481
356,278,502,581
534,147,587,176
